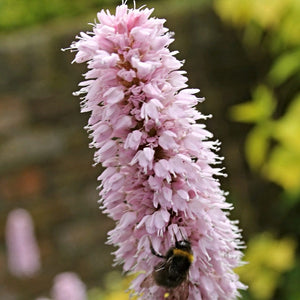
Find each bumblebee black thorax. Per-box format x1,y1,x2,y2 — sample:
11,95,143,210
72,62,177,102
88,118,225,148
152,242,194,289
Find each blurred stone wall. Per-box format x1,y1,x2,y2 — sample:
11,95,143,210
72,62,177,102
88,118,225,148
0,16,116,299
0,4,259,299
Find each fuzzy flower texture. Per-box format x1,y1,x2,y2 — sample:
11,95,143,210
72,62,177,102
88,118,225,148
70,4,245,300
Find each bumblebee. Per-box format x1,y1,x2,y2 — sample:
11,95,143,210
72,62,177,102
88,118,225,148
149,234,193,291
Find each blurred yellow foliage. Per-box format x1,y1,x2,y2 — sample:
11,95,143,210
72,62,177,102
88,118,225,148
214,0,291,28
262,94,300,191
230,90,300,192
231,89,300,192
230,85,275,171
104,291,132,300
214,0,300,47
237,233,296,299
264,146,300,191
213,1,300,299
244,125,270,171
272,94,300,153
268,50,300,86
213,0,253,27
278,0,300,46
88,271,138,300
230,85,276,123
218,0,300,194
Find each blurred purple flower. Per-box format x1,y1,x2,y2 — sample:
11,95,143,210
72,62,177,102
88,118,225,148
51,272,86,300
70,3,246,299
5,208,41,277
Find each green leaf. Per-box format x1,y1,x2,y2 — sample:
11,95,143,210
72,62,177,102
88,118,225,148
264,145,300,191
277,0,300,47
213,0,253,27
245,124,271,170
268,49,300,86
237,233,297,300
272,93,300,153
230,85,276,123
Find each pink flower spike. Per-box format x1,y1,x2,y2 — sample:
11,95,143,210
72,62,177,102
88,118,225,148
5,208,41,278
51,272,87,300
68,3,246,299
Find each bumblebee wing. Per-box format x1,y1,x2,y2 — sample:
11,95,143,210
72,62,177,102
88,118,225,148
141,273,190,299
154,261,167,272
164,281,190,300
141,261,168,289
140,273,155,289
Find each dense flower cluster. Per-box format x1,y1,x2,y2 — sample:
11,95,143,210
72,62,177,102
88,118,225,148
70,3,245,299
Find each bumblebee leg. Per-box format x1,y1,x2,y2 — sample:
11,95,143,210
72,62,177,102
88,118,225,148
148,236,166,258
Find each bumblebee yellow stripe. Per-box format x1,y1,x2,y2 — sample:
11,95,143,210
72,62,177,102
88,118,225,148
173,249,194,263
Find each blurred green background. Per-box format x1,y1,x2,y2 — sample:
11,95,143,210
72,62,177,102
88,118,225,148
0,0,299,299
